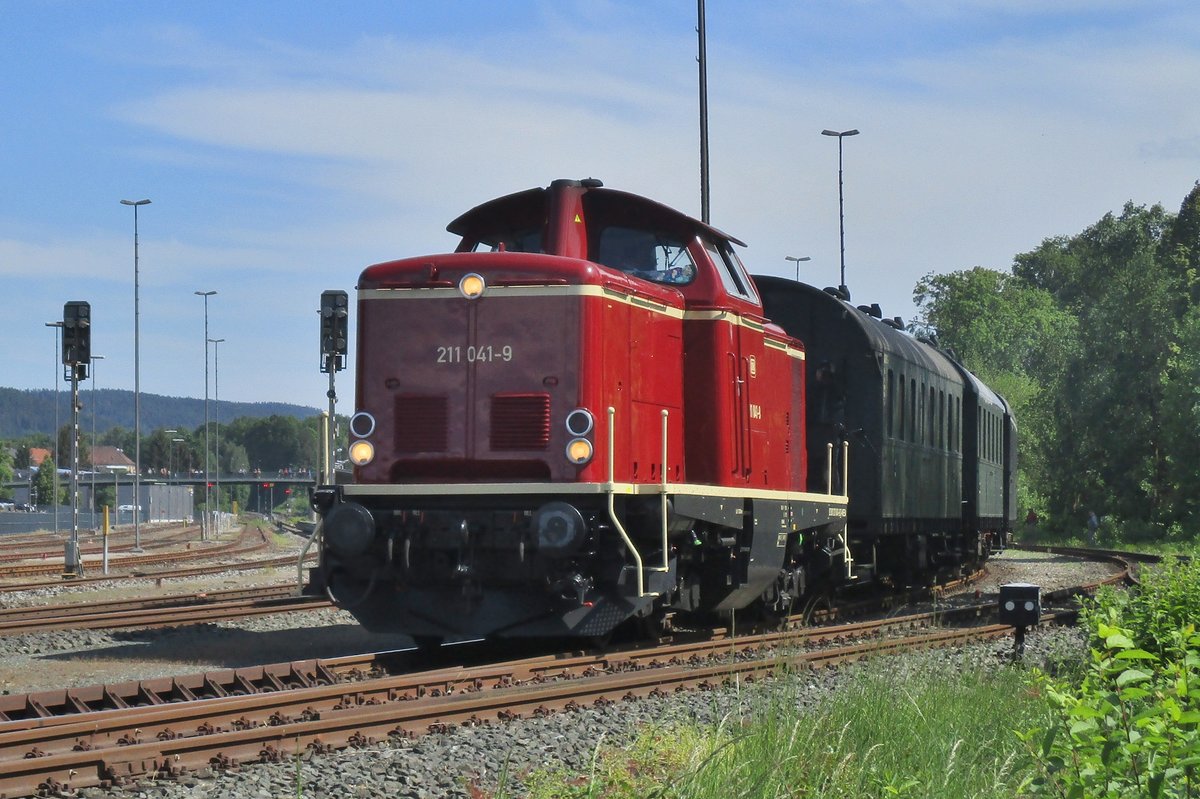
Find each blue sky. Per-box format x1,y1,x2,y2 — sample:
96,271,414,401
3,1,1198,408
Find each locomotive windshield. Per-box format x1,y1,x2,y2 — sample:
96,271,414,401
470,226,544,253
593,226,697,285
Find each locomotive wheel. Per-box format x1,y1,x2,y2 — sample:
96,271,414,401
629,606,671,641
755,592,796,631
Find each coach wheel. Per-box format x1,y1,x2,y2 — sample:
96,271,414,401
801,588,834,625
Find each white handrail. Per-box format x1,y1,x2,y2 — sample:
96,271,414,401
654,409,669,573
605,406,650,597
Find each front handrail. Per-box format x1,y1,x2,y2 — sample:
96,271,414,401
605,406,651,597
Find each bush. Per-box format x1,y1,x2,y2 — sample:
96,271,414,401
1023,558,1200,797
1021,620,1200,797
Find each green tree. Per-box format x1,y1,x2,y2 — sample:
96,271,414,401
1159,181,1200,312
55,424,89,473
1160,304,1200,533
913,267,1075,515
0,446,13,500
224,415,320,472
917,193,1199,537
33,457,63,507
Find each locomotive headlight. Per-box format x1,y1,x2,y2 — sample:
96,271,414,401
348,439,375,466
458,273,486,299
566,437,593,465
565,408,594,437
349,411,376,438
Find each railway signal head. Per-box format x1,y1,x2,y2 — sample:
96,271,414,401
320,290,349,373
62,300,91,379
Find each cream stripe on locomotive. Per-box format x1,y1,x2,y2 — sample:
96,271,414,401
341,481,845,506
358,285,805,360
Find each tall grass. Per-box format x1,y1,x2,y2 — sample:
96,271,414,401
519,656,1050,799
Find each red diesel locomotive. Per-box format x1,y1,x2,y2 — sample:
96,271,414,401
308,178,854,642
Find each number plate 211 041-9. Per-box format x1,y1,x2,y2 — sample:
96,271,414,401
436,345,514,364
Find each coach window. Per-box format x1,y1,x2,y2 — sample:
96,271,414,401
887,370,895,438
990,414,996,462
910,379,917,444
951,396,958,453
927,387,936,447
987,411,993,462
959,397,964,453
898,375,906,441
938,390,945,450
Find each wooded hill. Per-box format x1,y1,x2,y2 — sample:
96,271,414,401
0,387,318,439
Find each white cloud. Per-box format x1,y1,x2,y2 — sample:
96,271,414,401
7,4,1200,403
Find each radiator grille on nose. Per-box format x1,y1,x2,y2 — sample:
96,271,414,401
395,395,448,452
490,393,551,450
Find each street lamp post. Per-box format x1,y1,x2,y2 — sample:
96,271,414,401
820,129,859,299
195,290,217,540
90,354,105,526
44,321,63,534
104,465,128,574
209,337,225,534
120,198,151,552
164,430,178,479
171,437,184,521
784,255,811,282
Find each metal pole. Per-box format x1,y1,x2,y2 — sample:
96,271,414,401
837,136,846,294
210,337,225,534
697,0,710,224
820,129,858,299
327,365,336,484
102,503,109,574
195,290,217,540
90,355,104,529
45,322,63,534
67,368,82,576
785,255,811,282
121,198,151,553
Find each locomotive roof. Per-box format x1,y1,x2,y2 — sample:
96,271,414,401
446,179,748,248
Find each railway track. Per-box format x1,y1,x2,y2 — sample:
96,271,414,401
0,603,1076,797
0,584,330,636
0,552,317,595
0,534,266,580
0,544,1136,796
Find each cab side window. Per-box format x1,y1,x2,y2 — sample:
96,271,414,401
702,240,758,302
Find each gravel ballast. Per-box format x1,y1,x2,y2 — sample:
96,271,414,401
0,548,1106,798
